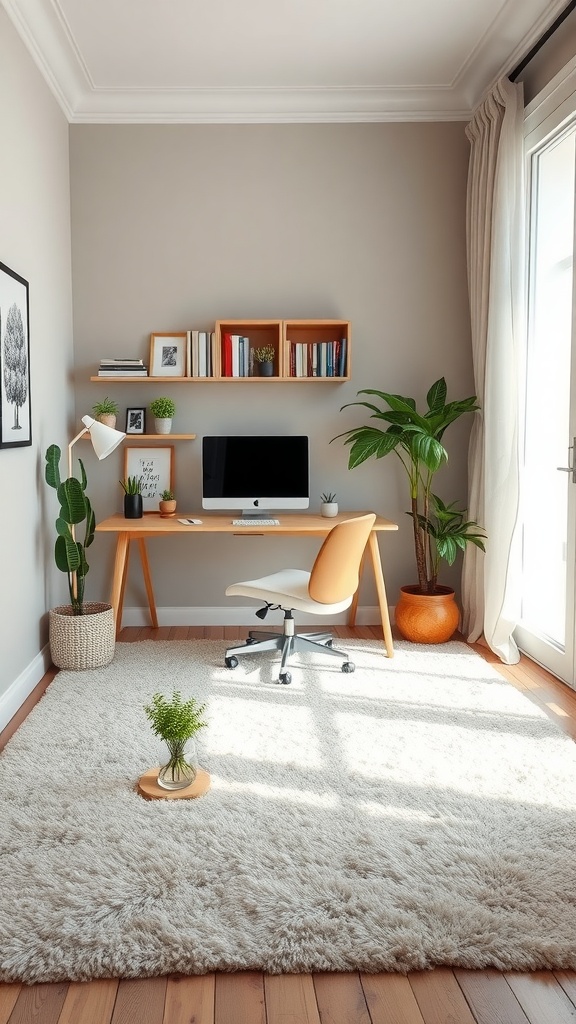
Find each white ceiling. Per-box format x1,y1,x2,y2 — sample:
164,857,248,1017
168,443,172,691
1,0,568,122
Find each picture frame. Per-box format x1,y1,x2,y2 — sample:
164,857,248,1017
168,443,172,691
124,446,174,512
149,333,187,377
0,261,31,449
126,407,146,434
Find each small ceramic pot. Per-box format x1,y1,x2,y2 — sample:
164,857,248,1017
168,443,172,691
159,499,177,517
124,493,143,519
154,417,172,434
258,361,274,377
321,502,339,518
97,413,116,428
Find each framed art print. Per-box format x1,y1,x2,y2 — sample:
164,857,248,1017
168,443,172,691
126,407,146,434
149,333,187,377
124,446,174,511
0,261,31,448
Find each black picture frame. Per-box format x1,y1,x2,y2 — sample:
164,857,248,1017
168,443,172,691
0,261,31,449
126,407,146,434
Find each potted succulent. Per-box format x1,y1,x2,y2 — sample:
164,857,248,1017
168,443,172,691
334,377,486,643
144,691,207,790
159,489,177,517
253,345,275,377
44,445,115,669
320,492,338,517
91,396,119,429
120,475,143,519
150,396,176,434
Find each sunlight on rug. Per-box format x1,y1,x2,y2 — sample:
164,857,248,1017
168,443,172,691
2,638,576,982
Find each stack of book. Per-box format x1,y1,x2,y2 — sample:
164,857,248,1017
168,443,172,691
220,333,253,377
289,339,347,377
186,331,217,377
98,358,148,377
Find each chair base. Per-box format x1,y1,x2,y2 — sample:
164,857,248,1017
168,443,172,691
225,626,353,684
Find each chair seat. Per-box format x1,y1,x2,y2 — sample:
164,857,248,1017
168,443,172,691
225,568,353,615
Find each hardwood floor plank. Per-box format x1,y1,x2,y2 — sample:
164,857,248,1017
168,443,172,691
454,969,530,1024
0,984,21,1024
7,982,68,1024
111,977,167,1024
266,974,321,1024
169,626,190,640
505,972,576,1023
554,972,576,1008
360,973,426,1024
214,972,265,1024
163,974,215,1024
150,627,172,641
409,968,477,1024
0,668,57,753
312,972,369,1024
58,978,119,1024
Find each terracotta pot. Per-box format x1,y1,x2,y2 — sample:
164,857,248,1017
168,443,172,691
97,413,116,428
159,499,177,517
394,585,460,644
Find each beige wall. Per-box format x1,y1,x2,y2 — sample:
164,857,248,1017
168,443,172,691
517,7,576,106
0,7,74,710
70,123,474,619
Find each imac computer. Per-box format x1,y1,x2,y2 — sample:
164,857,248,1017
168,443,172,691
202,435,309,518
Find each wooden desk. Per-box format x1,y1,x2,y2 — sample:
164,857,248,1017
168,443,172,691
96,511,398,657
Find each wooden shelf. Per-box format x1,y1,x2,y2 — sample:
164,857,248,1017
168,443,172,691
82,433,196,440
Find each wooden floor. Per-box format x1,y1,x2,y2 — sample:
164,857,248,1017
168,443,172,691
2,624,576,1024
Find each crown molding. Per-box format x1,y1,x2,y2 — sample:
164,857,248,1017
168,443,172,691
1,0,570,123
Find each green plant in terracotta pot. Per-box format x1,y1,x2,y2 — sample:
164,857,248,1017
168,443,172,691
333,377,486,642
159,489,177,517
91,396,119,428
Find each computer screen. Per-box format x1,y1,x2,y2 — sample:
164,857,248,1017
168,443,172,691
202,435,309,514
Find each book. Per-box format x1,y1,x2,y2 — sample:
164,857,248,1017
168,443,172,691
338,337,347,376
222,333,233,376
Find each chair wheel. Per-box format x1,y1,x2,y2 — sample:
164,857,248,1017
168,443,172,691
279,671,292,685
245,637,257,645
225,656,239,669
342,661,355,673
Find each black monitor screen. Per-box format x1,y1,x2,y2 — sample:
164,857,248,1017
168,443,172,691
202,435,309,507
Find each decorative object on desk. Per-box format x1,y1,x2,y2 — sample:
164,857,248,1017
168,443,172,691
252,345,275,377
149,396,176,434
125,407,146,434
124,445,174,512
0,260,31,449
91,396,118,428
119,475,143,519
320,491,338,517
334,377,486,644
149,332,187,377
159,488,177,517
143,690,207,790
44,416,125,669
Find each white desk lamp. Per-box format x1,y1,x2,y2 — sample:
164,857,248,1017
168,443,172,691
68,414,125,478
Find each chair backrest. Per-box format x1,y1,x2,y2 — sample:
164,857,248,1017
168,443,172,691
308,513,376,604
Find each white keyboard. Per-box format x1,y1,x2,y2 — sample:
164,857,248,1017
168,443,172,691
232,518,280,526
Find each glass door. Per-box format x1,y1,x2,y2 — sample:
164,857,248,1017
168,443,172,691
515,99,576,686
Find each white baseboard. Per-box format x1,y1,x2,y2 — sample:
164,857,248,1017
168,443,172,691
0,644,52,732
121,605,388,627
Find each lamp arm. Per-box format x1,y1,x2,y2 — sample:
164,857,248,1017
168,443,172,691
68,426,90,480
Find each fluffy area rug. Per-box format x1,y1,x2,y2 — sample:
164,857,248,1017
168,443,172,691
2,638,576,983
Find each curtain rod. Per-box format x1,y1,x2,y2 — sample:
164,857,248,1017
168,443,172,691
509,0,576,81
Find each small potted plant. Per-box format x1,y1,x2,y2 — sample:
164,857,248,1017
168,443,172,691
120,475,143,519
320,492,338,517
252,345,276,377
144,691,207,790
159,488,177,517
91,396,119,428
150,396,176,434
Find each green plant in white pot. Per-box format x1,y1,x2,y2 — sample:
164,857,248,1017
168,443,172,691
44,444,115,668
333,377,486,643
150,396,175,434
144,691,207,790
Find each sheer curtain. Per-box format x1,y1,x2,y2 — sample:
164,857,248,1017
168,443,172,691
461,77,524,664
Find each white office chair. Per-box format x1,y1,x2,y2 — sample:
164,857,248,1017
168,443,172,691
224,513,376,684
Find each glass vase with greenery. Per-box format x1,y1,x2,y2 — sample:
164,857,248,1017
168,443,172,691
144,691,207,790
334,377,486,594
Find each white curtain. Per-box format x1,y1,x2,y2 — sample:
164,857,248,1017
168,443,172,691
461,77,524,664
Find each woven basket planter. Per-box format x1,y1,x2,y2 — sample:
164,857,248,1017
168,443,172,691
49,602,115,670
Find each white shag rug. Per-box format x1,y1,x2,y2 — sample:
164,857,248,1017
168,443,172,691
2,638,576,983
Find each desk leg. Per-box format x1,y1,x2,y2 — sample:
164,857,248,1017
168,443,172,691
138,538,159,629
368,532,394,658
110,533,130,637
347,547,367,627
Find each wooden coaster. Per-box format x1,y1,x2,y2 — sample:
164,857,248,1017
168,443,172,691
137,767,211,800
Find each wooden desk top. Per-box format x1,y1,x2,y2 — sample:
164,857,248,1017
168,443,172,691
96,511,398,535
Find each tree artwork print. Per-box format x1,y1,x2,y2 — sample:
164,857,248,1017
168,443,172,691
0,262,31,448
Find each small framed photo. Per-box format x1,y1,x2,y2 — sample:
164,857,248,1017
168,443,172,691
124,446,174,512
126,407,146,434
0,261,31,449
150,333,187,377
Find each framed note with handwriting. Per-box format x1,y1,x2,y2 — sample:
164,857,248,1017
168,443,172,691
124,446,174,512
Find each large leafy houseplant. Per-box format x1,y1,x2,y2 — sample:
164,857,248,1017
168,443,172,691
45,444,95,614
334,378,486,594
